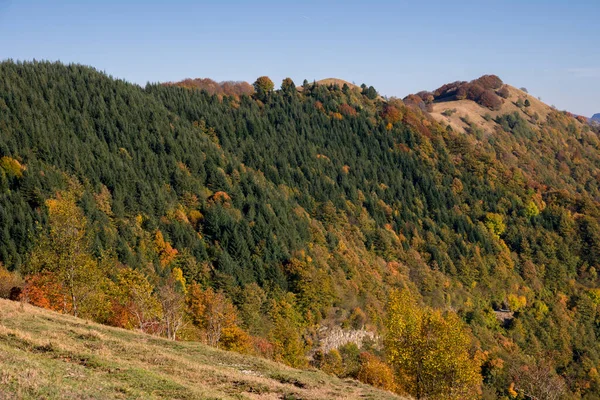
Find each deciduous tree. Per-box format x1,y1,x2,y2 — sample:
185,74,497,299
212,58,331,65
27,190,104,317
384,290,481,399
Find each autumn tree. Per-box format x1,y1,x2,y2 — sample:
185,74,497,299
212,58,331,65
280,77,296,95
186,283,239,347
20,271,66,311
384,290,481,399
27,189,105,317
253,76,274,102
157,267,187,340
154,230,178,267
268,293,308,368
511,358,566,400
484,212,506,238
111,267,161,332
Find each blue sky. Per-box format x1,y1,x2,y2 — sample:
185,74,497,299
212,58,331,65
1,0,598,116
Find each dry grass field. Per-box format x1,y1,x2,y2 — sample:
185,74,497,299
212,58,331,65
429,85,568,134
0,299,404,400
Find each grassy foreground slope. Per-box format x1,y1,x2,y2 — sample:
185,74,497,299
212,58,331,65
0,299,403,400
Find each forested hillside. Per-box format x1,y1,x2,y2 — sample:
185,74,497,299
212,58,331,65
2,61,600,399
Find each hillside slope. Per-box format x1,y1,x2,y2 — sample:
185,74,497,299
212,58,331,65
3,62,600,398
0,299,402,400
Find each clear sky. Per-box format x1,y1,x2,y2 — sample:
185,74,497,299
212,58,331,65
1,0,598,116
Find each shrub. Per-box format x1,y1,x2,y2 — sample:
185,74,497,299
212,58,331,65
456,85,468,100
357,352,396,391
479,90,502,110
433,81,466,99
497,86,510,99
0,264,23,299
219,326,253,354
466,84,485,101
473,74,503,90
321,349,344,375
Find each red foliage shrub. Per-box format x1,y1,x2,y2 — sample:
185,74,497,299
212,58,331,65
253,336,275,359
473,74,503,90
456,85,468,100
467,84,485,101
479,89,503,110
433,81,466,99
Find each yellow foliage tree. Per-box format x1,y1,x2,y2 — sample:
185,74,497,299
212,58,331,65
484,212,506,238
154,230,179,267
384,290,482,399
27,190,105,317
111,267,161,332
157,267,187,340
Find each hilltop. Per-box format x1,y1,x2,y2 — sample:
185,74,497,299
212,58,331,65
429,84,556,133
296,78,360,91
0,299,402,400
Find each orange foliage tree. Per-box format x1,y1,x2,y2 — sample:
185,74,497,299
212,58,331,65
187,283,239,347
21,272,68,312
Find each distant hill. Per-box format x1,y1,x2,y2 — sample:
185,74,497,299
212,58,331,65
408,75,576,134
592,113,600,122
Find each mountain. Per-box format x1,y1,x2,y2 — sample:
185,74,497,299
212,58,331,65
592,113,600,122
0,298,402,399
2,62,600,398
